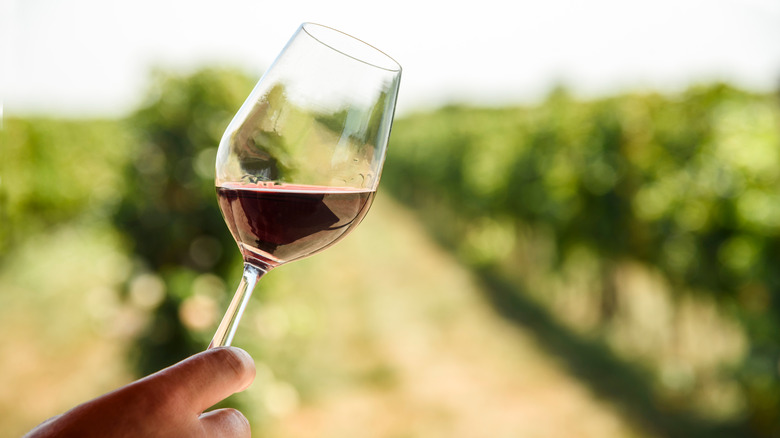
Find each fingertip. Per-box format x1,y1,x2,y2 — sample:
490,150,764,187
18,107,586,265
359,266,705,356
143,346,258,414
226,347,254,368
208,346,256,390
226,346,256,373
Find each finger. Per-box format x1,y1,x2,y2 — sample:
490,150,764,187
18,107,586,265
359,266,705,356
144,347,256,414
199,408,251,438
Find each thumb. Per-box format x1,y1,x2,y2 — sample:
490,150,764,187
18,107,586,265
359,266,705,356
199,408,252,438
141,347,256,414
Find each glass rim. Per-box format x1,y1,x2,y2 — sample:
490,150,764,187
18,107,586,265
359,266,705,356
301,22,402,73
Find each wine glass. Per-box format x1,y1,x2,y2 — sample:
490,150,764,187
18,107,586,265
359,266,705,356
209,23,402,348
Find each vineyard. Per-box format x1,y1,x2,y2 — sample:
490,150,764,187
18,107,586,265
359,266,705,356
2,70,779,437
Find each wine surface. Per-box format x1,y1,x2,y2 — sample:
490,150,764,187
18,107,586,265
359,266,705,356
217,183,375,269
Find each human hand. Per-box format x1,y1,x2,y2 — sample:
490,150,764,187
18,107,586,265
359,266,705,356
25,346,256,438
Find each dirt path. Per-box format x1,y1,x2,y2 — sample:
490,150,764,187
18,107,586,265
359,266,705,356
253,194,651,438
0,194,653,437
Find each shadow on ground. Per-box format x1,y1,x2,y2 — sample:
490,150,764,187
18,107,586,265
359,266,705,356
476,266,755,438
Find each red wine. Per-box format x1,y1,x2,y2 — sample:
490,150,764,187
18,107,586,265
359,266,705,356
217,183,375,269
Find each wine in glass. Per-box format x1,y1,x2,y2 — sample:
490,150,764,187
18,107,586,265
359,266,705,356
210,23,402,348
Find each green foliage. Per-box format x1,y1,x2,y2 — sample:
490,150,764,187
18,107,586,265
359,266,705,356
112,68,255,373
383,84,780,436
6,68,779,436
1,118,131,254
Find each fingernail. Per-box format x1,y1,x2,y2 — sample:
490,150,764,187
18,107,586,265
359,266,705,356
224,347,256,391
227,347,254,365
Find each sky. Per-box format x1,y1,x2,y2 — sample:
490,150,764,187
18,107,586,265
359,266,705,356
3,0,780,118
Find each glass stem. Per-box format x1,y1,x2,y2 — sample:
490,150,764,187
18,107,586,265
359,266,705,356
208,263,266,349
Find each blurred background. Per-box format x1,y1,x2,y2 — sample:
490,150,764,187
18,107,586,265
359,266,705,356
3,0,780,437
